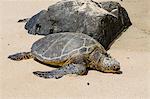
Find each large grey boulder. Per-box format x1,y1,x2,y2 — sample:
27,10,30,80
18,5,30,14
24,0,132,50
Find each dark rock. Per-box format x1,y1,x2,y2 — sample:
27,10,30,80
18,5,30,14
24,0,132,50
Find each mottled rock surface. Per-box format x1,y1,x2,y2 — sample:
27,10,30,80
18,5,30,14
24,0,132,50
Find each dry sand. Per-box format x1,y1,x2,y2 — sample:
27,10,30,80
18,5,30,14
0,0,150,99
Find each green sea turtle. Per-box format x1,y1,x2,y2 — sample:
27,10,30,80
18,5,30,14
8,32,122,79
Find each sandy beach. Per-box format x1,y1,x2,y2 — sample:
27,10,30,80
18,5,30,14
0,0,150,99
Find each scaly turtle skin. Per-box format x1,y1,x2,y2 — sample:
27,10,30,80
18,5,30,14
8,32,122,79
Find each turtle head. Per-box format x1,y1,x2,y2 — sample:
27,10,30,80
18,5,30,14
100,57,122,74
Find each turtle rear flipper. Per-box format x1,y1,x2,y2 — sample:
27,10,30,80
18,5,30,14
8,52,33,61
33,64,87,79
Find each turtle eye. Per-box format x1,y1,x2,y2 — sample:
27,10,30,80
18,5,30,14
113,66,116,69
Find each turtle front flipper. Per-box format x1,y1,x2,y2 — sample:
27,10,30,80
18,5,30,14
8,52,33,61
33,64,88,79
18,18,30,23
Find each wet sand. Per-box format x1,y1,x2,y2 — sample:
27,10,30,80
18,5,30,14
0,0,150,99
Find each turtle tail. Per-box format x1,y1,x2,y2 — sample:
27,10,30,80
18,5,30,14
8,52,33,61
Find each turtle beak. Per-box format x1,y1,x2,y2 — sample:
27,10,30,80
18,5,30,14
113,70,122,74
